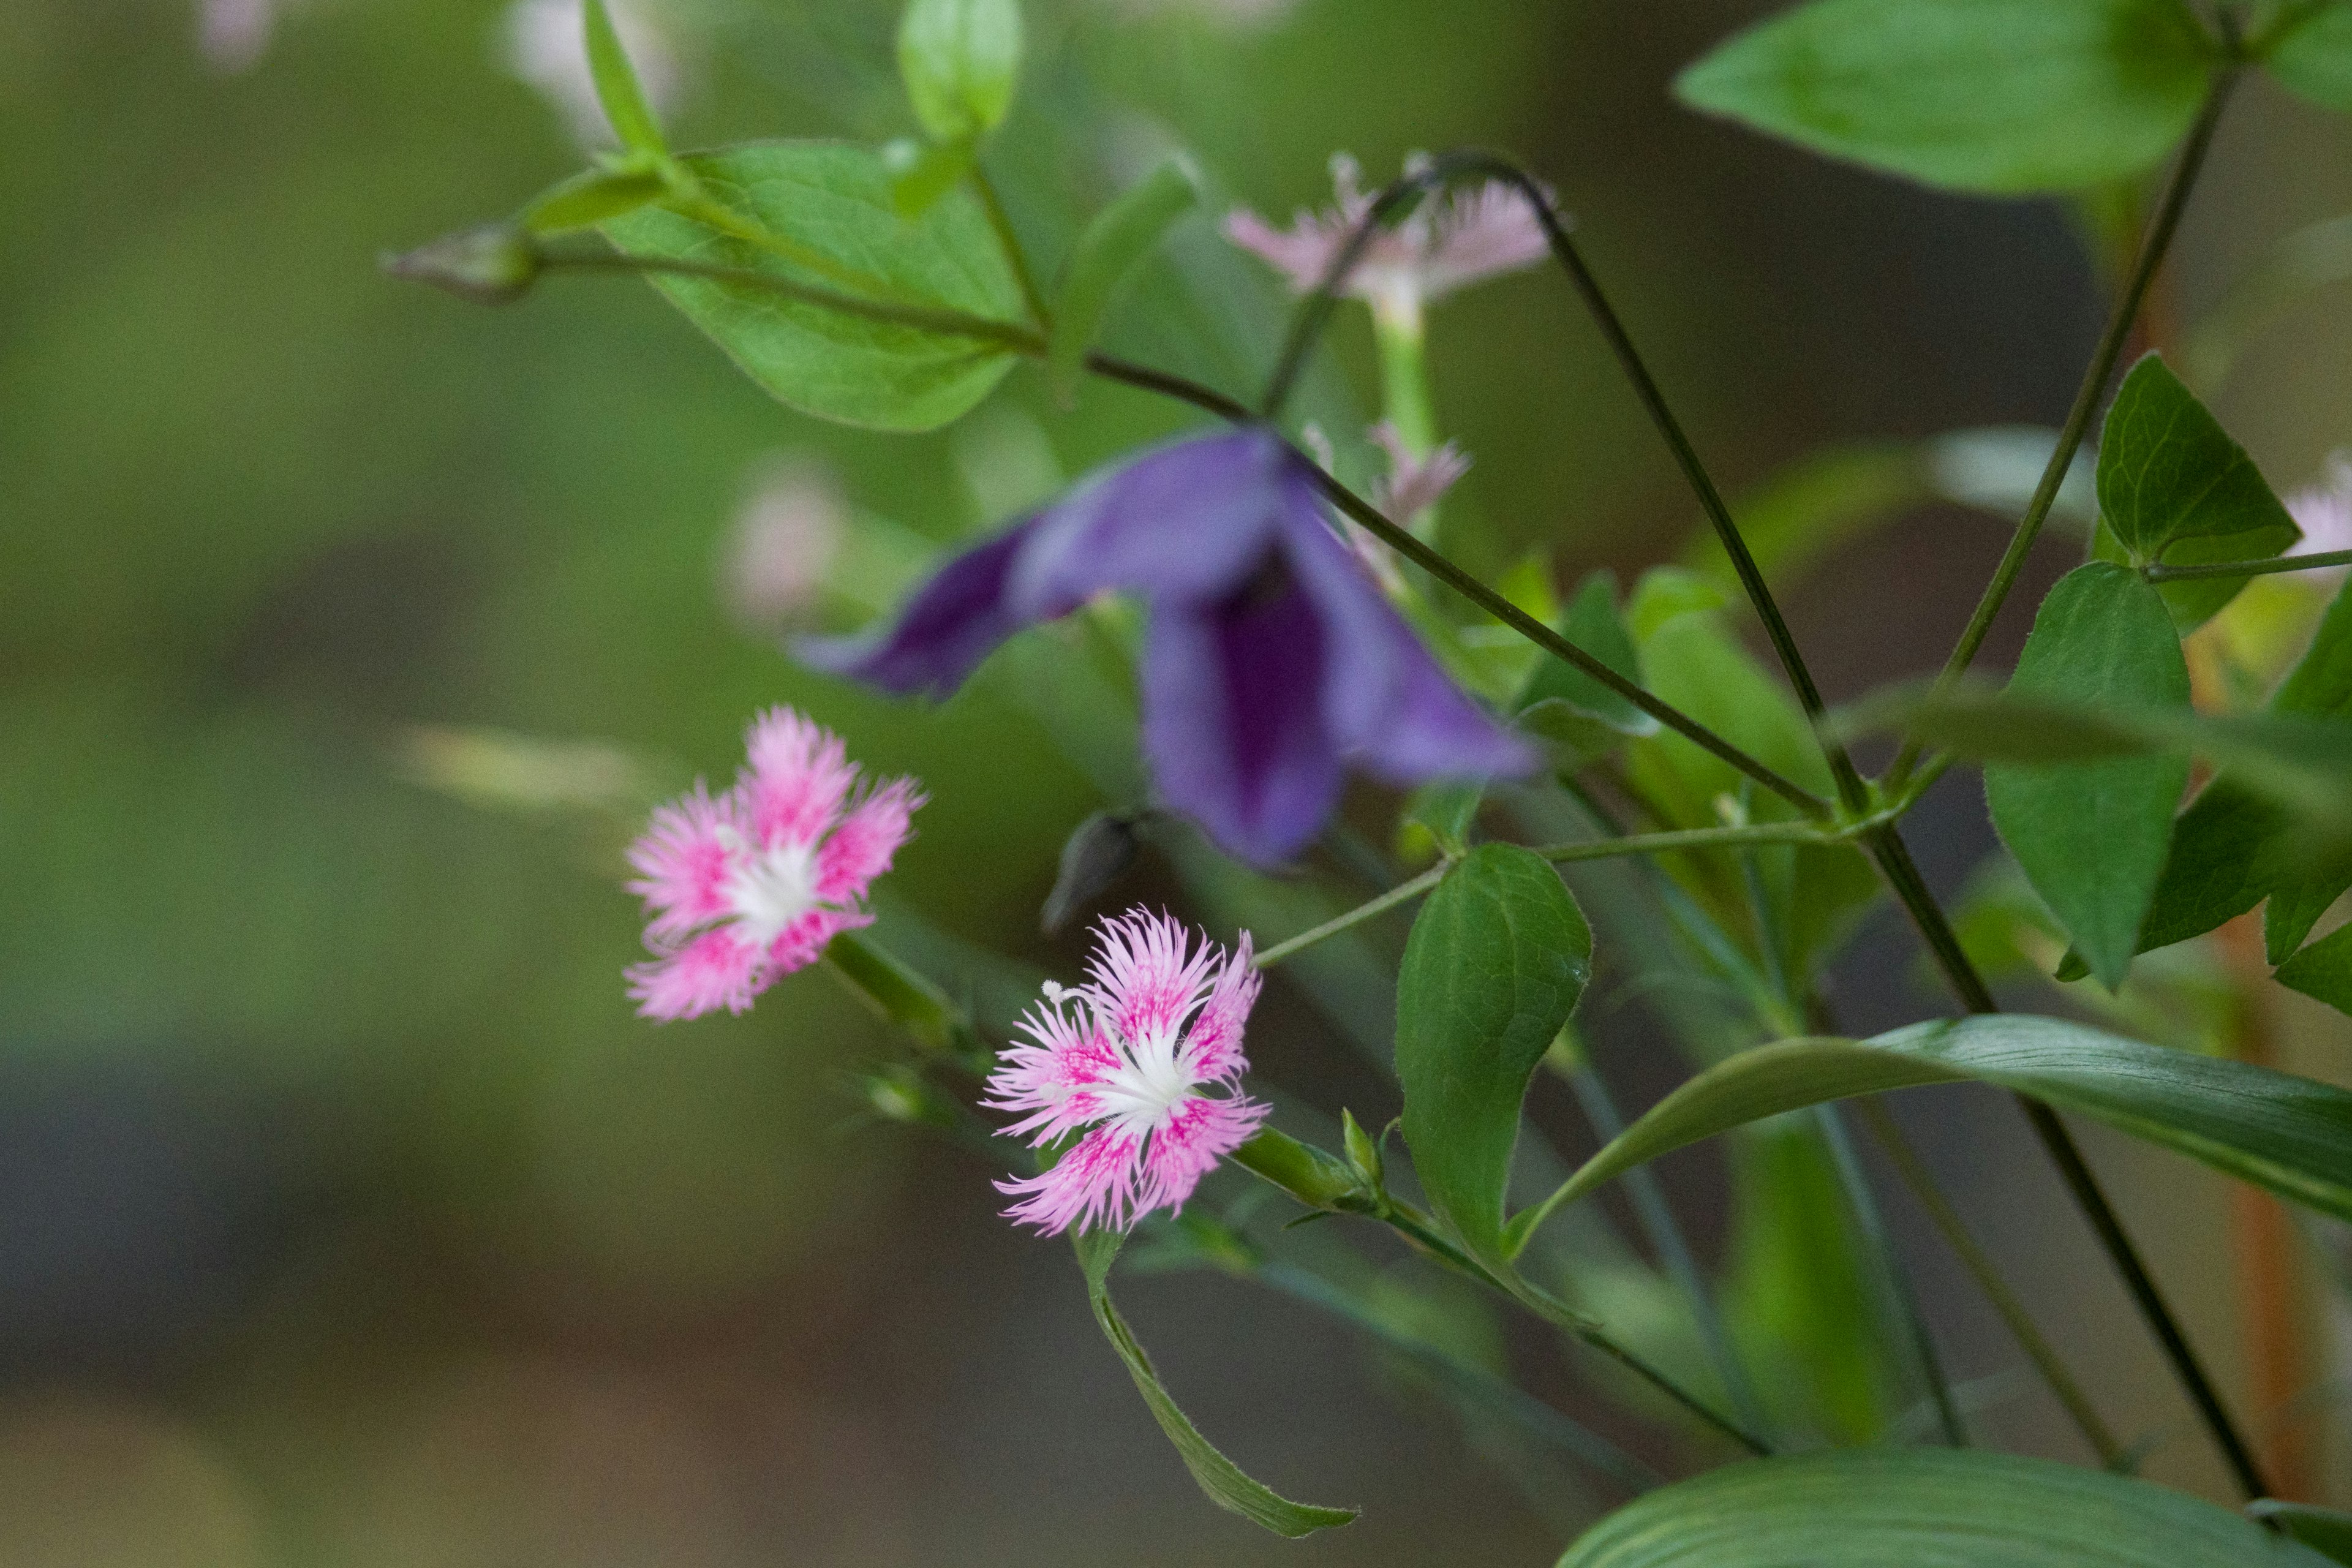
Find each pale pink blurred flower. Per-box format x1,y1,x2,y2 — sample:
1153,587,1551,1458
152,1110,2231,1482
720,459,846,633
1224,153,1551,322
625,708,922,1020
987,910,1268,1234
502,0,690,149
2286,453,2352,562
1371,421,1471,525
197,0,277,71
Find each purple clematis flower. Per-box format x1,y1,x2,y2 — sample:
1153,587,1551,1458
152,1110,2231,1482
797,428,1535,865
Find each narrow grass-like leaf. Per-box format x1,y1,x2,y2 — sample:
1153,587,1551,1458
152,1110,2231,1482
582,0,666,156
1046,161,1197,399
1074,1229,1357,1537
1540,1014,2352,1224
1556,1449,2334,1567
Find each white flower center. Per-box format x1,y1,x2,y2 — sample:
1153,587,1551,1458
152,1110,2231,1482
724,839,822,946
1096,1021,1195,1127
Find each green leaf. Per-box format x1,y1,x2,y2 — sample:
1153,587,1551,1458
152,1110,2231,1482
2250,1501,2352,1564
897,0,1023,143
601,141,1026,432
2264,2,2352,112
522,163,667,235
1556,1449,2335,1567
581,0,666,156
1517,570,1656,736
1397,845,1593,1265
1534,1014,2352,1225
882,135,977,221
1404,780,1483,857
2275,918,2352,1017
1985,562,2190,989
1046,161,1197,401
1074,1229,1357,1537
1673,0,2216,196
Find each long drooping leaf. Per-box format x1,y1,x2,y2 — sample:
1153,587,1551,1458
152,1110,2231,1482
1556,1449,2334,1567
1074,1229,1357,1537
602,141,1025,431
1673,0,2217,195
1397,845,1593,1265
1984,563,2190,989
1539,1014,2352,1224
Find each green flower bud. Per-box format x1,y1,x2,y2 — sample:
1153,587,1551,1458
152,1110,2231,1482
382,224,541,306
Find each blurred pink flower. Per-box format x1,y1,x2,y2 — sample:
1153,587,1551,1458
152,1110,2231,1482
502,0,691,149
2286,453,2352,561
719,459,846,633
987,910,1267,1234
1224,153,1551,320
1370,421,1471,525
625,707,921,1020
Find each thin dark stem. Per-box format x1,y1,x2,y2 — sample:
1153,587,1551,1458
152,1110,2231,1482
2147,548,2352,582
1255,149,1868,812
1863,822,2271,1498
1889,66,2240,790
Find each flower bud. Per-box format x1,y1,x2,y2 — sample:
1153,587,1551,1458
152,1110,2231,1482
1231,1128,1374,1213
1041,809,1144,935
382,224,541,306
1340,1108,1384,1190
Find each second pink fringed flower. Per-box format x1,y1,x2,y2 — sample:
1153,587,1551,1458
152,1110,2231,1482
988,910,1269,1235
625,706,922,1020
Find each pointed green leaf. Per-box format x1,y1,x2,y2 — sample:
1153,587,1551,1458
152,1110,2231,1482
1534,1014,2352,1225
2250,1501,2352,1564
1074,1230,1357,1537
582,0,666,156
1517,570,1655,735
1397,845,1593,1265
1046,160,1197,400
601,141,1026,431
1673,0,2215,195
2264,2,2352,112
1557,1450,2335,1567
897,0,1023,143
2275,918,2352,1018
1986,563,2190,989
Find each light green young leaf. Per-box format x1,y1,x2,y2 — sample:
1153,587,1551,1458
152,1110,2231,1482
897,0,1023,143
1556,1449,2335,1567
2263,1,2352,112
1985,562,2190,990
1517,570,1655,736
1397,845,1593,1266
2275,918,2352,1019
582,0,666,156
601,141,1027,431
1046,161,1198,399
1074,1229,1358,1537
1535,1014,2352,1225
1673,0,2216,195
522,163,666,235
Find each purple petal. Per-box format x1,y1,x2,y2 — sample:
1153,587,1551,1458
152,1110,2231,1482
1009,429,1295,617
1140,585,1344,867
793,518,1038,697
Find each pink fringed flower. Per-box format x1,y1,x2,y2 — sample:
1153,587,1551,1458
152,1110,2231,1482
1224,153,1551,322
624,707,922,1020
1371,421,1472,526
987,911,1269,1234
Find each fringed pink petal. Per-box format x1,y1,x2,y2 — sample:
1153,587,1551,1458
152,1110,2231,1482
763,905,870,978
624,782,742,942
1136,1093,1268,1219
1085,909,1218,1047
738,706,856,851
1422,182,1548,299
627,927,767,1020
815,777,924,903
996,1124,1144,1235
1180,931,1260,1085
985,1002,1121,1142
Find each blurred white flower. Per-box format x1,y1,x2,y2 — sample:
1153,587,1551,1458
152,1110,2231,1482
2286,451,2352,561
719,458,847,634
196,0,277,72
501,0,692,149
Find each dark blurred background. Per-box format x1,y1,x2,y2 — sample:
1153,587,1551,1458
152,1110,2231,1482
2,0,2348,1562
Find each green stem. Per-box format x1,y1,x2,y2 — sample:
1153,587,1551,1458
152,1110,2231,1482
1854,1098,2127,1468
1251,861,1451,970
1888,66,2240,791
1372,298,1437,456
971,164,1052,330
2146,548,2352,582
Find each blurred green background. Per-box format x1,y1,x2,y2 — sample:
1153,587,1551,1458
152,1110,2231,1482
2,0,2349,1562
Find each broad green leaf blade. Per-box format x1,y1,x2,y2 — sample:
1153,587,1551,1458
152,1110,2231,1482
2275,918,2352,1018
2267,851,2352,963
2250,1501,2352,1564
1074,1230,1357,1537
1556,1449,2334,1567
1397,845,1593,1264
2096,357,2301,601
2096,516,2305,631
603,141,1025,431
1673,0,2215,195
1986,563,2190,989
897,0,1023,142
1517,570,1655,735
2264,2,2352,111
582,0,666,156
1046,161,1197,399
1539,1014,2352,1223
